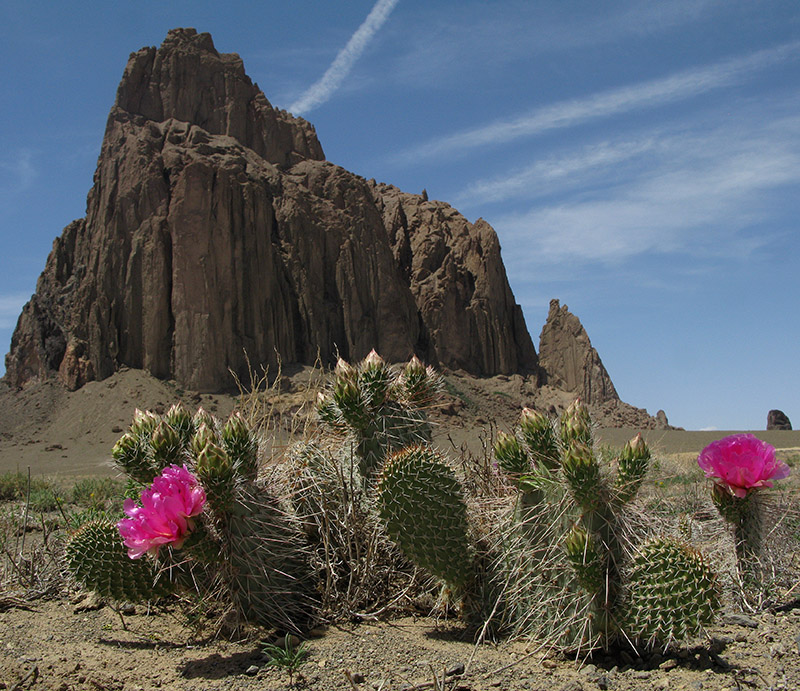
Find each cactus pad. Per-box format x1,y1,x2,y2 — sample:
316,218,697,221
65,520,174,602
625,538,721,644
377,446,473,590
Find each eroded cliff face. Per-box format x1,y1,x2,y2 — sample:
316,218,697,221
538,299,618,405
5,28,538,392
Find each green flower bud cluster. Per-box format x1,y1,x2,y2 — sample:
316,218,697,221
316,352,442,478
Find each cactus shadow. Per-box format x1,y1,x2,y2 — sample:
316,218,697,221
421,623,475,643
97,635,187,651
586,638,745,677
178,649,263,680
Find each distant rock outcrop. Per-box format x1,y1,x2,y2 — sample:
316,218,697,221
767,410,792,431
538,299,618,405
4,28,538,392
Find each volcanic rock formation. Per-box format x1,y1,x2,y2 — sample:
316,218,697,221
767,410,792,431
4,28,537,392
538,299,618,405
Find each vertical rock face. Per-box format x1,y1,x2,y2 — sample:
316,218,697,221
538,299,618,405
4,28,538,392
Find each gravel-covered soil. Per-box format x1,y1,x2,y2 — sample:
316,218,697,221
2,594,800,691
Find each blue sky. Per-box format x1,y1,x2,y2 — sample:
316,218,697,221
1,1,798,430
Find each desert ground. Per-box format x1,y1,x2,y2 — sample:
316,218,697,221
1,368,799,690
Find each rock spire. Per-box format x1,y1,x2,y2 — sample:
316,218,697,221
538,299,618,405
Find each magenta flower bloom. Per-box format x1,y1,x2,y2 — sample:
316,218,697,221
117,464,206,559
698,434,790,498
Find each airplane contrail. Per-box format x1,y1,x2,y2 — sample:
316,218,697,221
289,0,400,115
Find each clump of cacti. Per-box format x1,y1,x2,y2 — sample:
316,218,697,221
66,403,318,634
491,400,721,649
64,353,726,651
287,353,449,617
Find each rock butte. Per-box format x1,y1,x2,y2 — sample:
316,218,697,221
3,28,661,430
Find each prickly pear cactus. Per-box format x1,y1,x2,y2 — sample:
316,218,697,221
65,520,174,602
317,352,442,478
625,538,721,644
377,446,474,590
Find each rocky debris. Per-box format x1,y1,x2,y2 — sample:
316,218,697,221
4,28,537,392
537,299,618,405
590,398,674,430
767,410,792,430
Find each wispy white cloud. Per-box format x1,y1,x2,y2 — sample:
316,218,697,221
0,293,30,329
392,0,724,87
491,115,800,267
0,150,36,193
289,0,400,115
455,137,661,206
395,41,800,163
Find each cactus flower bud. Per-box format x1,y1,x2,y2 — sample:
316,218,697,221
192,407,215,431
221,412,258,479
111,432,158,484
519,407,559,470
363,349,384,368
191,422,217,458
615,433,651,503
334,357,355,379
562,440,601,507
560,398,593,448
333,378,366,425
131,408,159,438
494,432,530,478
164,402,193,439
151,420,184,467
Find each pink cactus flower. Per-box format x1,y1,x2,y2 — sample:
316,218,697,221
698,434,790,498
118,464,206,559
